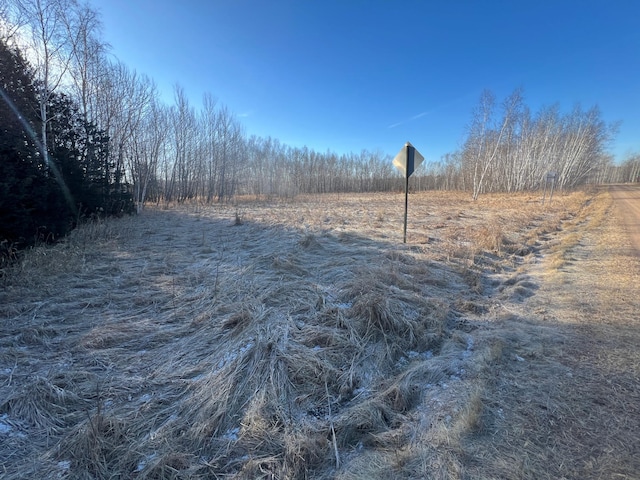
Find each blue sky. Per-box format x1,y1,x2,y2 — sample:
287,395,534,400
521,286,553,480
89,0,639,162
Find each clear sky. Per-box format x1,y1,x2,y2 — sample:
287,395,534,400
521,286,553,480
88,0,639,162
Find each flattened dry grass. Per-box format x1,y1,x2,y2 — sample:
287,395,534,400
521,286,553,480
0,190,602,479
457,189,640,480
540,190,612,274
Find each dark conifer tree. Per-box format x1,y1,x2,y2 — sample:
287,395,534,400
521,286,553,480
1,38,133,266
0,38,49,252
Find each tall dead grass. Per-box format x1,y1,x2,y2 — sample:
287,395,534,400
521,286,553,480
0,190,596,479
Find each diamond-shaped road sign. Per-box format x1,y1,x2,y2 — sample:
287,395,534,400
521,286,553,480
393,142,424,244
393,142,424,178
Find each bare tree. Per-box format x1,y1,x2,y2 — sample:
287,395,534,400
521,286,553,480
456,89,617,195
97,61,154,191
214,105,243,201
13,0,79,165
465,89,523,200
200,92,220,202
64,2,107,126
168,85,198,202
131,98,168,211
0,1,26,44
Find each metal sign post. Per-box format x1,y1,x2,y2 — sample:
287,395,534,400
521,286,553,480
393,142,424,243
548,172,557,203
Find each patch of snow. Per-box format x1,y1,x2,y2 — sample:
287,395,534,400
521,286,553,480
352,387,371,400
397,349,434,368
57,460,71,470
136,453,157,472
222,427,240,441
396,356,409,368
216,342,254,370
515,355,525,362
0,414,12,434
139,393,152,403
462,336,474,359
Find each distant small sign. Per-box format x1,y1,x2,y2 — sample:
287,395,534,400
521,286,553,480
542,171,557,205
393,142,424,178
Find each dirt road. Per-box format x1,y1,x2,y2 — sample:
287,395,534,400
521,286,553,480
610,184,640,254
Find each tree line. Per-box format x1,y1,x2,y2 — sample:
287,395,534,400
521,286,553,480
414,89,626,197
1,1,404,210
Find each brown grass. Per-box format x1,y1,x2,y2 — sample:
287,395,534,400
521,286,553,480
456,189,640,479
2,189,636,479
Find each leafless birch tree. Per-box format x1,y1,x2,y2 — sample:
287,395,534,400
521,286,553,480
13,0,78,164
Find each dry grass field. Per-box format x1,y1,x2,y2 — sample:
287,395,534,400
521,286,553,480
1,189,638,479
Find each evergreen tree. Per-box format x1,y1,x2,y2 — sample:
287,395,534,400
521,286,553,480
1,38,133,266
0,38,49,249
